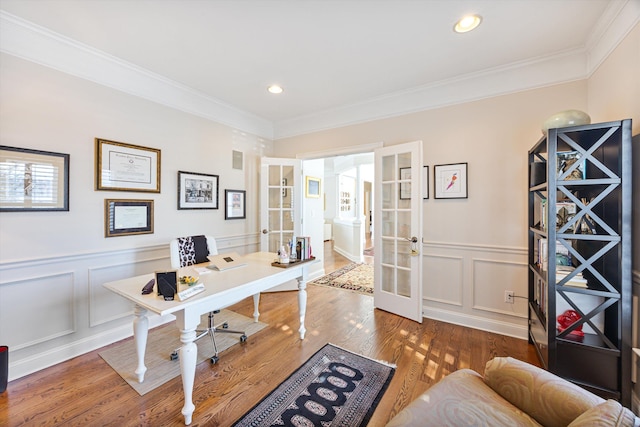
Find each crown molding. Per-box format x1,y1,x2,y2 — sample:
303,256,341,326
0,11,274,140
2,3,638,142
273,48,589,139
586,0,640,75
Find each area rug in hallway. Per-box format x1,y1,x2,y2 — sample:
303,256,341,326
99,310,267,395
310,262,373,295
232,343,395,427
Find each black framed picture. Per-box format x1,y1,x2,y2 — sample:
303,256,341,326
423,165,429,199
105,199,154,237
178,171,219,210
0,145,70,212
225,189,246,220
399,167,411,200
434,162,468,199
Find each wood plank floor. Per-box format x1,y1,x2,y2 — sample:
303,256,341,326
1,243,539,426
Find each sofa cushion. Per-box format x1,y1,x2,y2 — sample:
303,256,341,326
568,399,638,427
484,357,604,427
385,368,541,427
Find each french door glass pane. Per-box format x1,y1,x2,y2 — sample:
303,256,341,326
397,268,411,297
381,210,394,237
382,183,394,209
382,265,394,293
397,241,411,268
382,238,395,265
382,155,394,181
269,211,280,230
268,188,281,209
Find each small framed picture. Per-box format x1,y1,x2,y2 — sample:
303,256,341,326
434,163,468,199
95,138,160,193
178,171,219,210
305,176,321,198
423,165,429,199
105,199,154,237
0,145,70,211
155,270,177,300
225,189,246,220
399,167,411,200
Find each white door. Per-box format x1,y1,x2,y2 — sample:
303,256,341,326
260,157,302,254
373,141,423,322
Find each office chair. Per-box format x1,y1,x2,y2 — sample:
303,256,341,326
169,235,247,364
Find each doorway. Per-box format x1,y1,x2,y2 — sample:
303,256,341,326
314,153,374,274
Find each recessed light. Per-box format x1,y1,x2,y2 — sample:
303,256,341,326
454,14,482,33
268,85,283,94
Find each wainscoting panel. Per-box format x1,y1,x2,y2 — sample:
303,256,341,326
422,241,529,339
88,255,169,327
0,271,75,351
472,258,528,318
423,254,463,306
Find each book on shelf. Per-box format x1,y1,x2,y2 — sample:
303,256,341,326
556,269,588,288
295,236,312,261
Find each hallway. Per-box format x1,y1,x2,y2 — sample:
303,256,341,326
322,234,373,273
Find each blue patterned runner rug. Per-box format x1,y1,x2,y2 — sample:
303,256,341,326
232,343,395,427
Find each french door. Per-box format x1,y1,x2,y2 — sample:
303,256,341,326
260,157,301,253
373,141,423,322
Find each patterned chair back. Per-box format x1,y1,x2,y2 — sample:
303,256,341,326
170,235,218,269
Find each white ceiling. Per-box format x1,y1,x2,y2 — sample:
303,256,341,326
0,0,638,139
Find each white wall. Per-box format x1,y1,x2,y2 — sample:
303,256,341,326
0,54,271,380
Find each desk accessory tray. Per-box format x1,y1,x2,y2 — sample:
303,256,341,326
271,256,315,268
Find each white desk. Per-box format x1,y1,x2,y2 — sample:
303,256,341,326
103,252,313,425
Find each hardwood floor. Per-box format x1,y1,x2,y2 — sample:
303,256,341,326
1,274,540,426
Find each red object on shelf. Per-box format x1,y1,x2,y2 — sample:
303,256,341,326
557,310,585,337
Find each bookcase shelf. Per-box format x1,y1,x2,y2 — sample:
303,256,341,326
527,119,633,406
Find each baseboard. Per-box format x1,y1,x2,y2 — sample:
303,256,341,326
423,306,529,340
8,314,173,382
333,246,361,264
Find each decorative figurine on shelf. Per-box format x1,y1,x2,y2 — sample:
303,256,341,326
557,309,584,338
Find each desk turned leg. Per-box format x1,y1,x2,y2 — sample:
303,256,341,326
133,305,148,383
179,327,197,425
297,279,307,340
252,293,261,322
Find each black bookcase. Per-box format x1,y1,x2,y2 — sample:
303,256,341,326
527,119,633,405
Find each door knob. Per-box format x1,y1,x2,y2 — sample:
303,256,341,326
409,236,419,256
262,229,268,234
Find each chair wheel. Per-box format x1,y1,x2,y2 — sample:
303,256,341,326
222,322,229,329
210,356,219,364
240,335,247,343
170,351,179,361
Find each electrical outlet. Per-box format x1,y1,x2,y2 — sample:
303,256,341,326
504,291,514,304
